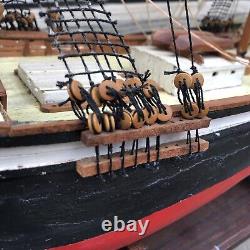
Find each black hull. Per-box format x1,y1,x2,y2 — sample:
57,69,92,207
0,121,249,249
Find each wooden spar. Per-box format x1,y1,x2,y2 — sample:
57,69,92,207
237,12,250,57
81,117,211,147
76,139,209,178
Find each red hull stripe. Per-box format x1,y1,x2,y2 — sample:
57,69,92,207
51,166,250,250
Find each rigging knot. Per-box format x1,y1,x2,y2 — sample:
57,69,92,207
56,80,69,89
140,69,151,83
164,70,180,75
191,65,198,74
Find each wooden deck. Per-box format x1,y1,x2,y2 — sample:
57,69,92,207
1,56,250,124
127,179,250,250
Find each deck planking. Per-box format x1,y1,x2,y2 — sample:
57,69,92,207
0,56,250,124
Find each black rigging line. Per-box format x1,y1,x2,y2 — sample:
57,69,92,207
184,0,197,74
165,0,180,72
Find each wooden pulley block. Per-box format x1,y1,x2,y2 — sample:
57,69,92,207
49,12,60,21
113,79,125,93
88,113,102,134
90,85,102,107
123,96,130,104
102,113,116,132
67,80,85,102
82,101,88,109
118,110,132,130
5,13,15,22
14,11,21,17
145,79,159,90
124,76,142,87
157,105,173,123
196,104,209,118
174,72,192,89
131,110,144,129
143,107,158,125
146,79,157,85
112,78,129,103
19,17,28,26
26,13,36,24
143,84,153,98
192,72,204,87
181,103,199,120
98,80,115,101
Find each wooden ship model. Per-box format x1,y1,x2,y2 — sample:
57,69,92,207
0,0,249,249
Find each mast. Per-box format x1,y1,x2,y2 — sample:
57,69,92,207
237,12,250,57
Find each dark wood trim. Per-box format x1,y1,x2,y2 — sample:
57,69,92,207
8,119,83,137
0,122,11,136
0,30,49,41
207,95,250,112
1,95,250,137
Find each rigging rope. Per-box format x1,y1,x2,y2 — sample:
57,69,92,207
120,0,148,39
43,0,171,178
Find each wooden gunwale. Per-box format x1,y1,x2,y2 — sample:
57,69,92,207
0,95,249,137
8,119,83,137
170,95,250,114
0,122,10,136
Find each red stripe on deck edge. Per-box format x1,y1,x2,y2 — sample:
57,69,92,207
51,166,250,250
